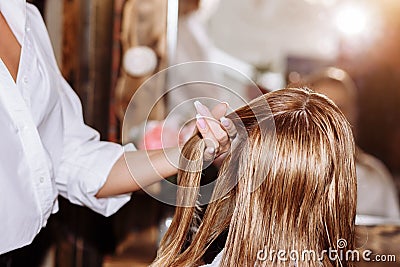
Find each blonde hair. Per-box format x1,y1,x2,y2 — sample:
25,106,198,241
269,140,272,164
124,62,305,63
301,67,358,130
151,88,357,266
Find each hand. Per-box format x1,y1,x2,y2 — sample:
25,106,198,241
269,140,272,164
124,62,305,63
194,101,237,162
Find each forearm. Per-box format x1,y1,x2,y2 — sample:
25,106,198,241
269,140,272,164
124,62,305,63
96,147,180,198
96,101,235,198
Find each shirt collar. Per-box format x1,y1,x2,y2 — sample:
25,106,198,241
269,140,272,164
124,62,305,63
0,0,27,45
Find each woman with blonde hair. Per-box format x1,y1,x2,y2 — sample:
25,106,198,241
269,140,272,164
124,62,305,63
151,88,357,266
303,67,400,219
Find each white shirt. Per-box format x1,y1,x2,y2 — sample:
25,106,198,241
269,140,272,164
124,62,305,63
0,0,132,254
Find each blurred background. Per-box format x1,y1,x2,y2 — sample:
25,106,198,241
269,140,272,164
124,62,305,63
18,0,400,266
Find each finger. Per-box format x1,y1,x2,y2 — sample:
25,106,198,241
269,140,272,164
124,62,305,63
211,102,228,119
195,101,227,119
194,100,213,117
220,116,237,139
194,101,229,146
203,146,216,162
196,114,220,154
210,103,233,149
196,116,218,162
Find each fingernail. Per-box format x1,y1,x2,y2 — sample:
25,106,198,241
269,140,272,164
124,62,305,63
196,114,206,129
206,147,215,154
194,101,208,115
221,101,229,108
220,117,230,127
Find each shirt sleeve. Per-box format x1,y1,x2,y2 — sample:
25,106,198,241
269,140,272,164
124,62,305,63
55,77,134,217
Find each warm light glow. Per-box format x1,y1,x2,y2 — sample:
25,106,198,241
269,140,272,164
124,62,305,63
335,3,369,36
305,0,337,6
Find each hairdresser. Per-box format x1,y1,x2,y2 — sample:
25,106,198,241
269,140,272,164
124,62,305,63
0,0,236,259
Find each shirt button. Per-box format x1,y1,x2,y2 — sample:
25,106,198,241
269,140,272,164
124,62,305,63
26,26,31,32
23,76,29,84
40,176,45,183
